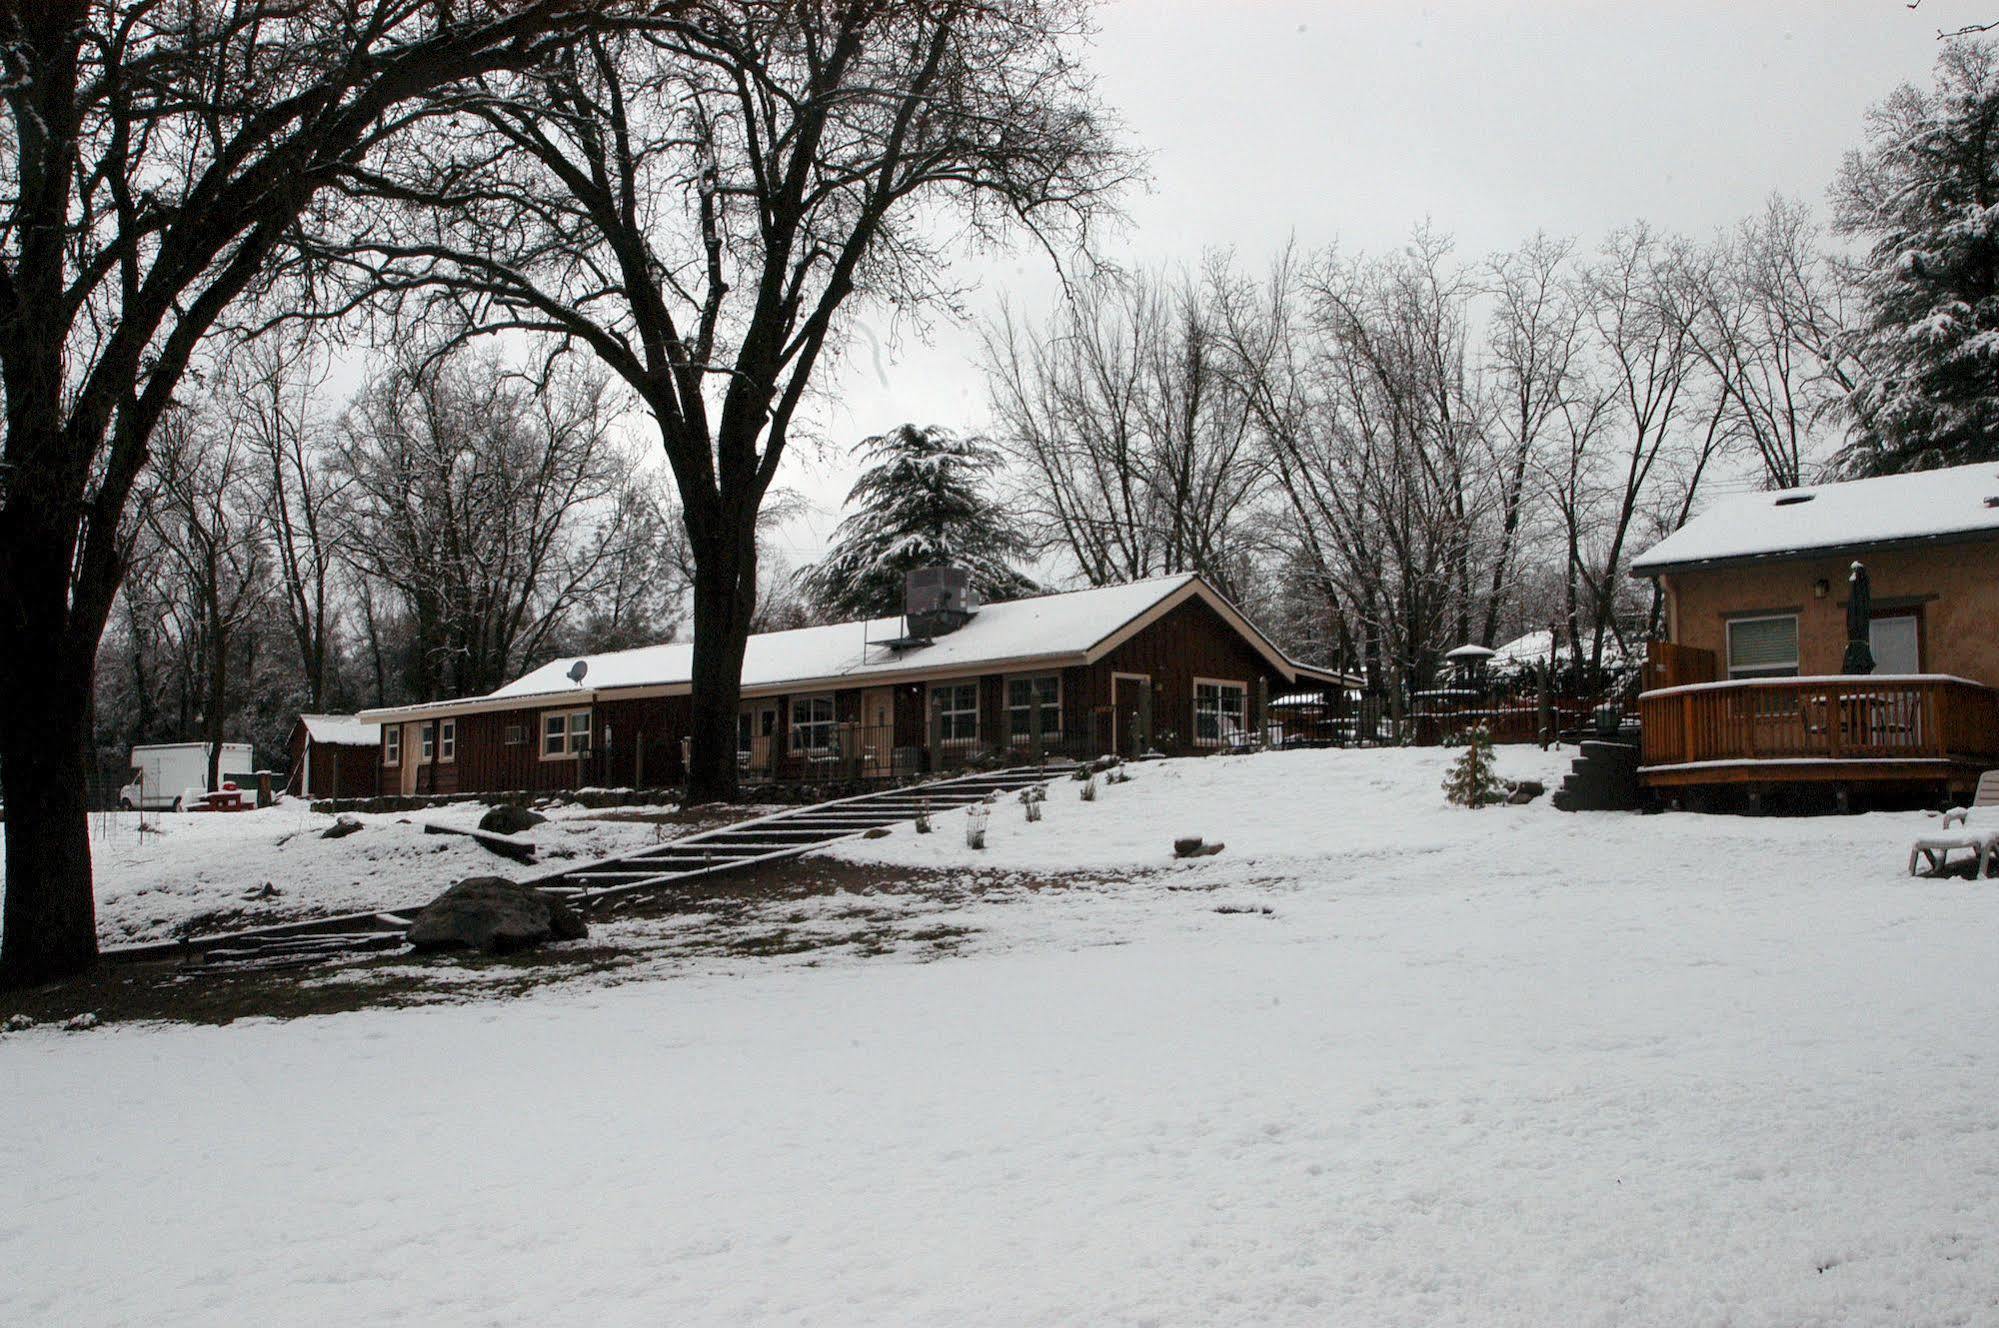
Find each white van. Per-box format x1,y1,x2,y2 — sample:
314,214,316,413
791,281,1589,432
119,742,256,811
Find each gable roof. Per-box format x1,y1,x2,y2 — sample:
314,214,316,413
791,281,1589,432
1631,462,1999,576
294,714,380,746
359,574,1352,723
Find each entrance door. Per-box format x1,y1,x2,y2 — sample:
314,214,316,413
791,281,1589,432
738,703,778,774
1869,614,1920,675
399,722,421,795
1112,673,1151,758
860,687,896,777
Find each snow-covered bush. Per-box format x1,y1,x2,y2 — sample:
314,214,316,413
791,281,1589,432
1080,772,1098,802
1020,786,1044,822
966,805,989,850
1442,725,1505,807
914,802,933,834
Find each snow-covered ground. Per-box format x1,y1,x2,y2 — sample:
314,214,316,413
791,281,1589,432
7,746,1999,1325
3,800,686,944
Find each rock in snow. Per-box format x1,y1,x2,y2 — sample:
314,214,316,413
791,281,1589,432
478,804,548,836
405,877,586,955
319,814,363,839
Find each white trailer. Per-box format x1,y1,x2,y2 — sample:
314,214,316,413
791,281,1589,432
119,742,256,811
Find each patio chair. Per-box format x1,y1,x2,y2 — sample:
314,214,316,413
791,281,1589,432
1908,770,1999,878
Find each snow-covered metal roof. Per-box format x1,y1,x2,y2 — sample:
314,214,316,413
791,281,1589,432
296,714,380,746
1630,463,1999,575
360,574,1350,723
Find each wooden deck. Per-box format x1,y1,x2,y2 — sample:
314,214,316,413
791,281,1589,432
1638,675,1999,792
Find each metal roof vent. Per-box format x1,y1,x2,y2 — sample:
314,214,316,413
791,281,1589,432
1774,493,1816,507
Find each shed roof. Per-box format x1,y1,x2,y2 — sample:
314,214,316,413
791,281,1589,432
295,714,380,746
1630,463,1999,576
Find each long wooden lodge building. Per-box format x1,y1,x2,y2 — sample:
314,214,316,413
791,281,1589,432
357,571,1353,797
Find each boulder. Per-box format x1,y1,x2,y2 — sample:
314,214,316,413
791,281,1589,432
1173,836,1226,859
479,803,548,836
1505,779,1546,806
406,877,587,955
321,815,363,839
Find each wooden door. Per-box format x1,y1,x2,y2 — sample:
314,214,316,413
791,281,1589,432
1112,673,1151,757
398,722,420,795
738,703,778,774
860,687,896,777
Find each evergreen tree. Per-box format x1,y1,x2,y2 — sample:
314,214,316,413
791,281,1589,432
1836,40,1999,476
803,425,1037,619
1442,726,1504,808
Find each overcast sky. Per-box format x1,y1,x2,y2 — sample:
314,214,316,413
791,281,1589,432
761,0,1995,570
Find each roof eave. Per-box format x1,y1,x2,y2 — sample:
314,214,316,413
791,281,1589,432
1629,524,1999,580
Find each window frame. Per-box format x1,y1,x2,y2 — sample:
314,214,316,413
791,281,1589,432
540,708,594,760
1193,678,1250,748
930,681,980,746
419,721,435,765
1005,674,1063,741
383,724,401,767
1725,613,1801,680
789,694,837,754
439,718,456,764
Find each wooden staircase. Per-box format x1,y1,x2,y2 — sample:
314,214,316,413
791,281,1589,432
105,764,1076,968
531,765,1070,907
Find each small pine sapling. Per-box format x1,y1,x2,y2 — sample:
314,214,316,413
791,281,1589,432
1442,725,1505,808
966,804,989,850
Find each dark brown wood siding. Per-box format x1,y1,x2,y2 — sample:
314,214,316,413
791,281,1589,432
1086,598,1288,755
399,589,1298,792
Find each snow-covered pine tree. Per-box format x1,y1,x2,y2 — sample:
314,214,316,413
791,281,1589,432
801,425,1036,618
1442,726,1504,808
1836,40,1999,476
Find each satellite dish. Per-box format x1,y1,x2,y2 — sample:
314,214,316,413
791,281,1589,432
567,659,589,686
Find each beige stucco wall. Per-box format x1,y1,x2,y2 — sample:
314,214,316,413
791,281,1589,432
1660,538,1999,685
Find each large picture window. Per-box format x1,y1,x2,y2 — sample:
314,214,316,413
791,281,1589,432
542,709,593,758
1006,675,1062,740
932,682,979,744
1726,615,1799,679
1194,680,1248,747
790,695,836,753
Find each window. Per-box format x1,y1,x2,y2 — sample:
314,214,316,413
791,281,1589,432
1006,675,1062,740
419,722,435,764
790,696,836,753
383,725,401,766
1194,680,1248,747
504,724,527,746
542,709,593,758
1726,615,1799,679
439,718,456,763
931,682,979,744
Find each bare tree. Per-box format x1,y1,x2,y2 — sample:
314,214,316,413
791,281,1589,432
230,331,346,711
344,2,1131,800
1688,197,1863,488
1480,234,1585,646
332,349,641,699
0,0,620,984
146,407,272,791
982,264,1264,595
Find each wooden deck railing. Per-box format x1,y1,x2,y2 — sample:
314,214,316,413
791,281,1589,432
1638,675,1999,769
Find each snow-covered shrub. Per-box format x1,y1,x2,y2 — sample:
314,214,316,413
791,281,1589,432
1020,786,1044,822
1080,772,1098,802
1442,725,1505,808
914,802,933,834
966,805,989,850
